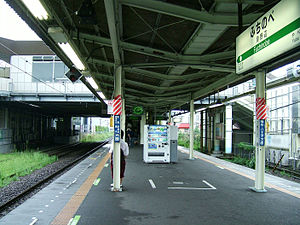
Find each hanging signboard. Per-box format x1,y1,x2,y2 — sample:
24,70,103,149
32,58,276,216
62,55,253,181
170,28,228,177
133,106,144,115
107,100,113,115
236,0,300,74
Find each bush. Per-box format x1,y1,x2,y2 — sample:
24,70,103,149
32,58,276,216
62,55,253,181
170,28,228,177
81,132,113,142
178,132,203,151
0,150,57,187
229,156,255,169
237,142,255,151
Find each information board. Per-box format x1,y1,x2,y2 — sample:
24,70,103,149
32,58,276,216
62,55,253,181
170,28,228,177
114,115,120,142
259,120,265,146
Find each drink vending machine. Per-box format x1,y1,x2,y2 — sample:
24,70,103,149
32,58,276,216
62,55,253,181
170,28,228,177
143,125,178,163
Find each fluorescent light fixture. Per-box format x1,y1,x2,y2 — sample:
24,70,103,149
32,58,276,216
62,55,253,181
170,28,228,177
208,103,223,109
87,77,98,89
58,43,85,70
21,0,49,20
97,92,106,100
196,108,206,112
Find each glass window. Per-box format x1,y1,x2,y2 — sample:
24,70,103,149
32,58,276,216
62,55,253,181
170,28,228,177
32,61,53,82
54,62,67,80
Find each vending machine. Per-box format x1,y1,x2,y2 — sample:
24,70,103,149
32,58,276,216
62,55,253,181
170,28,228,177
143,125,178,163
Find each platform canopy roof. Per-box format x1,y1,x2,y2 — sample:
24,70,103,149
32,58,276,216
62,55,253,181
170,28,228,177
6,0,299,116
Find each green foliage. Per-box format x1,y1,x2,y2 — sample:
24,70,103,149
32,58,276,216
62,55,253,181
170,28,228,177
280,170,291,177
0,150,57,188
229,156,255,169
178,132,203,151
95,126,109,133
178,133,190,148
81,131,113,142
237,142,255,151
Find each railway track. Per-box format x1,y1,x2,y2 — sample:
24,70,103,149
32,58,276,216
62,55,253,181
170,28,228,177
0,140,110,215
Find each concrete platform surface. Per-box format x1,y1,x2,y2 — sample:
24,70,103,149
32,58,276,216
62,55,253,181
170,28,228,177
1,144,300,225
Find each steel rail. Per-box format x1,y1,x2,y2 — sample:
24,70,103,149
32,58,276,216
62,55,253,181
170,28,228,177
0,139,111,213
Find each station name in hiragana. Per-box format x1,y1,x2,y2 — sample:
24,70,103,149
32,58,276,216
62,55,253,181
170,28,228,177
250,10,275,43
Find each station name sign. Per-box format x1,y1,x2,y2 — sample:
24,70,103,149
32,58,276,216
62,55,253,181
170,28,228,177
236,0,300,74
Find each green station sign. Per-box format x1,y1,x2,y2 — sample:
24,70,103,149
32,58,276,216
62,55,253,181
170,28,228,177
236,0,300,74
133,106,144,115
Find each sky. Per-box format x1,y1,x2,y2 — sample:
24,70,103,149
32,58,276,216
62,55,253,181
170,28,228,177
0,0,40,41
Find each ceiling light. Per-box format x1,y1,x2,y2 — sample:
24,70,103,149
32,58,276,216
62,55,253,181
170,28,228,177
58,43,85,70
21,0,49,20
97,92,106,100
87,77,98,89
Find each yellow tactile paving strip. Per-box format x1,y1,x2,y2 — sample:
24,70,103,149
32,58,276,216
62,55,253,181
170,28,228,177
179,149,300,199
51,152,110,225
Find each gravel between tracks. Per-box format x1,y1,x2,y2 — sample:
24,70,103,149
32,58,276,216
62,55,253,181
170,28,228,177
0,156,79,218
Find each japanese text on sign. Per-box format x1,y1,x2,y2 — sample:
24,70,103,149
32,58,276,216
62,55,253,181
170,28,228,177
114,115,120,143
250,10,275,43
259,120,265,146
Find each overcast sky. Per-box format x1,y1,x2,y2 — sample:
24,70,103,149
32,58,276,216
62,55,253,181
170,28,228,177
0,0,291,78
0,0,40,41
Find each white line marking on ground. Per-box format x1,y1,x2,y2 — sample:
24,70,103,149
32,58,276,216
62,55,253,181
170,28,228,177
173,181,184,185
29,217,38,225
168,180,217,190
168,187,215,190
217,166,224,169
202,180,217,189
149,179,156,189
67,218,73,225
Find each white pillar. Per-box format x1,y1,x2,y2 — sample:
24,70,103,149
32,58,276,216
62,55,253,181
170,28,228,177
121,98,125,134
251,70,267,192
225,104,233,154
113,65,122,191
140,114,146,144
168,110,171,124
189,100,194,160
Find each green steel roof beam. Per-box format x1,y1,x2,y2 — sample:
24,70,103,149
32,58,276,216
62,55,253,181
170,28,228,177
71,32,235,63
119,0,262,26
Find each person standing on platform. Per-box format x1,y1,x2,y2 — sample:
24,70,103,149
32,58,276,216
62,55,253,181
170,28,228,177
127,127,134,147
109,130,129,187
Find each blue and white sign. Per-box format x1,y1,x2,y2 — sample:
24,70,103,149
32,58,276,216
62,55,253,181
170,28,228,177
114,115,120,142
259,120,265,146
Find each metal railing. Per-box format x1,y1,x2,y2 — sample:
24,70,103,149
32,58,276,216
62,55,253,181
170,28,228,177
0,79,92,95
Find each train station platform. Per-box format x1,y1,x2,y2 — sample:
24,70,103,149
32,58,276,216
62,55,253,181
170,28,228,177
1,144,300,225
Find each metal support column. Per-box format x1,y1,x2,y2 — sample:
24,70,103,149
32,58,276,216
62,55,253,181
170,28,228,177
251,70,267,192
207,110,212,154
189,99,194,160
140,113,146,144
113,65,122,191
205,110,208,152
4,108,9,129
121,98,126,135
200,111,203,151
225,104,233,154
168,110,171,124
